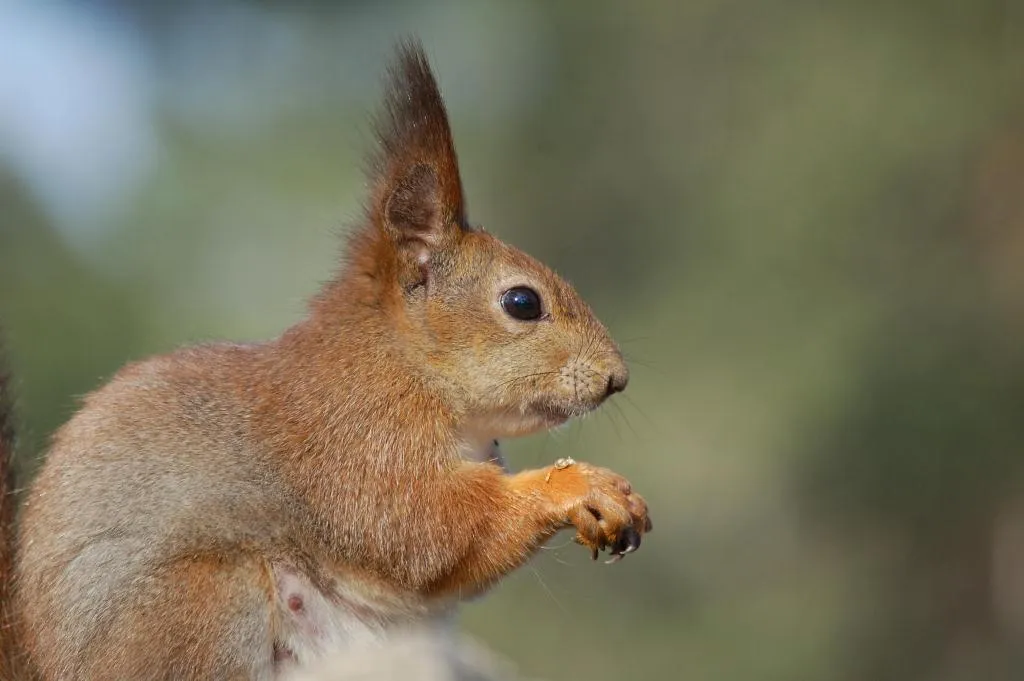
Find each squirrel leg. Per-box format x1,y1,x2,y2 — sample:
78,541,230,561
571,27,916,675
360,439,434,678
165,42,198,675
69,554,278,681
424,460,651,598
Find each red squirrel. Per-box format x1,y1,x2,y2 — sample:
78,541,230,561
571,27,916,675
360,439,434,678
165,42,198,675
1,39,651,680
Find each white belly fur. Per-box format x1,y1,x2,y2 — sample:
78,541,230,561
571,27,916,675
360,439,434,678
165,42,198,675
460,436,506,470
271,563,453,676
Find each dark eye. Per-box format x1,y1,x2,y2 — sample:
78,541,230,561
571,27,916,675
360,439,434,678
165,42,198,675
500,287,543,321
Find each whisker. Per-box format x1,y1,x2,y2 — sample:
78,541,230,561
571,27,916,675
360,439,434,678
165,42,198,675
539,535,575,551
528,565,569,615
483,370,560,393
578,326,601,370
537,543,573,566
564,415,583,451
621,353,659,370
620,393,662,438
602,403,624,444
609,399,641,441
617,334,656,344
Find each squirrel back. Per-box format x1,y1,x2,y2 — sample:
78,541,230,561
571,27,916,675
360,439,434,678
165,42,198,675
11,39,650,680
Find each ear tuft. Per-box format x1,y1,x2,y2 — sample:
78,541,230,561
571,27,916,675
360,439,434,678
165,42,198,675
370,39,467,246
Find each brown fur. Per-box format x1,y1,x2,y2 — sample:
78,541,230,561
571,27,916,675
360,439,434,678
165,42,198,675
0,348,19,679
6,39,650,680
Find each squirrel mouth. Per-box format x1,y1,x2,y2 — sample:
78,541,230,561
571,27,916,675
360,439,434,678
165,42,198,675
531,400,590,424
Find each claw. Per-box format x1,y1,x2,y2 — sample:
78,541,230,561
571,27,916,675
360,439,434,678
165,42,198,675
610,527,641,556
605,553,624,564
573,533,600,560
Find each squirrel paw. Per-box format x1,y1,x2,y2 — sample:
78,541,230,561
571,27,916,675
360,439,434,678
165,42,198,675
552,462,652,563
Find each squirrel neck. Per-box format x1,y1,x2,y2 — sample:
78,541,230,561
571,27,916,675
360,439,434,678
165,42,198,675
250,261,463,473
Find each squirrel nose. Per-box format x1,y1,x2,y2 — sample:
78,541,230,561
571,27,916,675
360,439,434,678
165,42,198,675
604,370,628,398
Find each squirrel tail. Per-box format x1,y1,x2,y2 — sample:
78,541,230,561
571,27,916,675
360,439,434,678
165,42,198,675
0,345,19,677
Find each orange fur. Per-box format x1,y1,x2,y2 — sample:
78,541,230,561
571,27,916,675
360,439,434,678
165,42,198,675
5,39,651,679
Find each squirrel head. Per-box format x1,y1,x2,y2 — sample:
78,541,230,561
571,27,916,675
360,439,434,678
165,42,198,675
318,40,627,438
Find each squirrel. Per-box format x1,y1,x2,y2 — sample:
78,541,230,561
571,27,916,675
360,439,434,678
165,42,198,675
1,39,651,680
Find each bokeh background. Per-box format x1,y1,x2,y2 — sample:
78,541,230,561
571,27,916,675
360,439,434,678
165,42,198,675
3,1,1024,680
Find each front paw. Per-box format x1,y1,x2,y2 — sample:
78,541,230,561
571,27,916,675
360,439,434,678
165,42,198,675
550,461,652,563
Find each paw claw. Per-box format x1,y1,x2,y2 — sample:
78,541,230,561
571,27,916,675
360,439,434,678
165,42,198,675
627,528,642,552
609,527,641,558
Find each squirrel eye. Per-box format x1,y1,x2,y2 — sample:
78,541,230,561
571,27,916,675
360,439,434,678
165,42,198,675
500,287,543,321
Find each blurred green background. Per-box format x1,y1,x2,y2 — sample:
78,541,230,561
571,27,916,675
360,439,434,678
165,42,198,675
3,1,1024,680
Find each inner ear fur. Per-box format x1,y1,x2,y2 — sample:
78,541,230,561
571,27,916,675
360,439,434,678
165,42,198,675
384,163,442,245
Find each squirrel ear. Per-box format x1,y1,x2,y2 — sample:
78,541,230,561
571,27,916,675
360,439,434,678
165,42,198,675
370,39,467,253
383,163,444,245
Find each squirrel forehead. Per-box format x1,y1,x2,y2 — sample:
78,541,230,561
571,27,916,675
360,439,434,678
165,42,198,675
447,232,555,284
441,231,591,316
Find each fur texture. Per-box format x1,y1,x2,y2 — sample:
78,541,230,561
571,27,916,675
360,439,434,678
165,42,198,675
0,349,19,679
6,39,651,680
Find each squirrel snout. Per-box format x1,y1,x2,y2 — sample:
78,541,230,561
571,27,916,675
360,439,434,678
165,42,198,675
604,368,629,398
